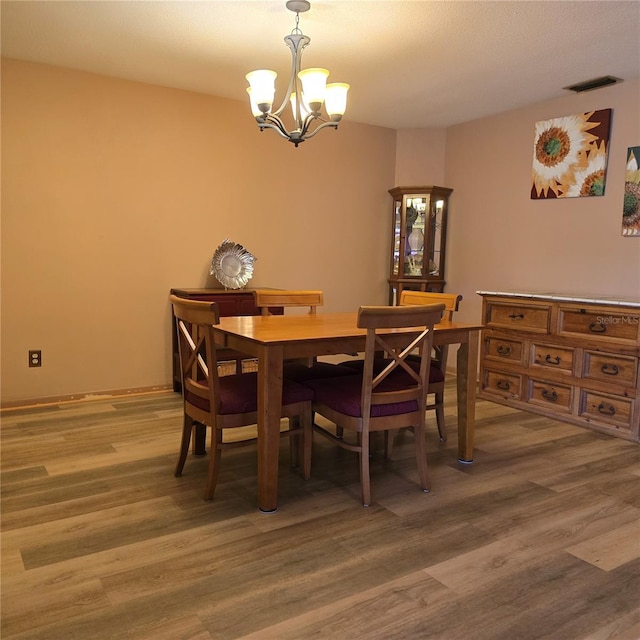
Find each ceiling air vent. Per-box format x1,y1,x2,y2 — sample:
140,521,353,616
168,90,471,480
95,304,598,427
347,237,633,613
563,76,623,93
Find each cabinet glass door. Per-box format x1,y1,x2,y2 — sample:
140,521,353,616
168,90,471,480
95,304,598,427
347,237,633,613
427,197,444,277
405,196,426,276
392,197,402,276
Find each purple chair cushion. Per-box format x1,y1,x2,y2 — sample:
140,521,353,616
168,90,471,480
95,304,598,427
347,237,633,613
283,361,356,383
306,374,420,418
339,358,445,384
185,371,313,415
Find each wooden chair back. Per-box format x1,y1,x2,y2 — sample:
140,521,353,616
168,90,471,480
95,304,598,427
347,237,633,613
169,295,222,425
357,304,446,420
398,290,462,321
254,289,324,316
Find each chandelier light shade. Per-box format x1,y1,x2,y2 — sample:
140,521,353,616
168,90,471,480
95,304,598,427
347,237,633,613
245,0,350,147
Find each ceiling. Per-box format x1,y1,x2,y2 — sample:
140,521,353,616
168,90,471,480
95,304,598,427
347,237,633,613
1,1,639,130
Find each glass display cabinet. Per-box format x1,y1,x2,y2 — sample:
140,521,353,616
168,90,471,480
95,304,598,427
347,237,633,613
388,185,453,304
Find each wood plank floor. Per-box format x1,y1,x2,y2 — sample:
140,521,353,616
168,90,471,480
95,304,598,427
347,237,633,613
1,383,639,640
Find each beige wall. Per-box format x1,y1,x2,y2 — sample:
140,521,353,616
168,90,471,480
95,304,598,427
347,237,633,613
395,128,446,186
1,59,396,404
444,79,640,326
3,59,639,405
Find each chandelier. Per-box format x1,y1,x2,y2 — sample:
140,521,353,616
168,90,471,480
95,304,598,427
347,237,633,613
245,0,350,147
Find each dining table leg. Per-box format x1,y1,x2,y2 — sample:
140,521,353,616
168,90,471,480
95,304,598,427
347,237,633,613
256,343,284,513
456,328,480,463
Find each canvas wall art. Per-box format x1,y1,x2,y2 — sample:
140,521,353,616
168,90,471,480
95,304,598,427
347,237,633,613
531,108,612,199
622,146,640,236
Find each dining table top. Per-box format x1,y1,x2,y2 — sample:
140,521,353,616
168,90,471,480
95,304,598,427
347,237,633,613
213,311,484,344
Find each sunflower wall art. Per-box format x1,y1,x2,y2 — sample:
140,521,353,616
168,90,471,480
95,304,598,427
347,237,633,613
531,108,612,199
622,146,640,236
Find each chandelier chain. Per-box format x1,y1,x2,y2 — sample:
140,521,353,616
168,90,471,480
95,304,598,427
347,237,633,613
291,10,302,36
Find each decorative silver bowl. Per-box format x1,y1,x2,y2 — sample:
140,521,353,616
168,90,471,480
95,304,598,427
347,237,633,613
210,239,256,289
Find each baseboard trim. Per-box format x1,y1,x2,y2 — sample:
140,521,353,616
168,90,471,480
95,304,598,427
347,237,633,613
1,384,175,412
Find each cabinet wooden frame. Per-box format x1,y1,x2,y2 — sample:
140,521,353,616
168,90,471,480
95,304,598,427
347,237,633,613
477,292,640,442
387,185,452,304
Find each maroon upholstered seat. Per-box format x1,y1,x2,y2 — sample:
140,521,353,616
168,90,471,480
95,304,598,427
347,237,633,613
306,374,420,418
185,371,313,415
340,358,445,385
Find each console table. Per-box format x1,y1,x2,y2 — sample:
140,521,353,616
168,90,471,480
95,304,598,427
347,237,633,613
477,291,640,442
169,288,282,392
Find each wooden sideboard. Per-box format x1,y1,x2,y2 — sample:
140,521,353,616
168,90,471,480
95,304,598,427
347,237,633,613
477,291,640,442
169,288,283,392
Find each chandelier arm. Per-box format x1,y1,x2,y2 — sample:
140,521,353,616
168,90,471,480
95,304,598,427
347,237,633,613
300,120,339,140
298,112,318,138
258,122,296,141
261,114,295,139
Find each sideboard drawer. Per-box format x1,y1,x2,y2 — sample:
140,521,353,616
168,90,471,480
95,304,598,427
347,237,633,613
558,307,640,344
579,390,634,430
531,342,574,373
484,336,524,364
527,378,573,412
582,351,638,388
481,369,522,400
485,301,551,333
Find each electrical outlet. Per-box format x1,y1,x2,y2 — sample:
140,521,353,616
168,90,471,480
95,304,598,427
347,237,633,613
29,350,42,367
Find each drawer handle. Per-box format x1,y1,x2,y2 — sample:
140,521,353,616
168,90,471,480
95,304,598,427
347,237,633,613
496,379,511,391
545,354,561,365
601,364,619,376
509,313,524,320
589,322,606,333
497,344,512,356
597,402,615,416
541,389,558,401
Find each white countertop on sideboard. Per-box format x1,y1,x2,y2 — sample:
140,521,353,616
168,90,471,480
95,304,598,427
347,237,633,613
476,291,640,308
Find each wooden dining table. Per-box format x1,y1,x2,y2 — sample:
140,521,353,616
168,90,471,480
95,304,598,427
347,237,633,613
212,312,483,512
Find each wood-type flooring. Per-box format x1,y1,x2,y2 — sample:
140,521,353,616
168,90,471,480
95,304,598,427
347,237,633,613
1,382,639,639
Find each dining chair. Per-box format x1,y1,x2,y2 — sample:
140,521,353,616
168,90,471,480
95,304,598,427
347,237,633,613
169,295,314,501
306,303,445,507
398,290,463,441
254,289,324,316
340,290,462,441
255,289,353,382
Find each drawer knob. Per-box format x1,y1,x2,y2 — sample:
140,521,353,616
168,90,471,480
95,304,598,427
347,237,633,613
545,354,561,365
601,364,619,376
589,321,606,333
509,313,524,320
497,379,511,391
541,389,558,401
497,344,512,356
597,402,615,416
